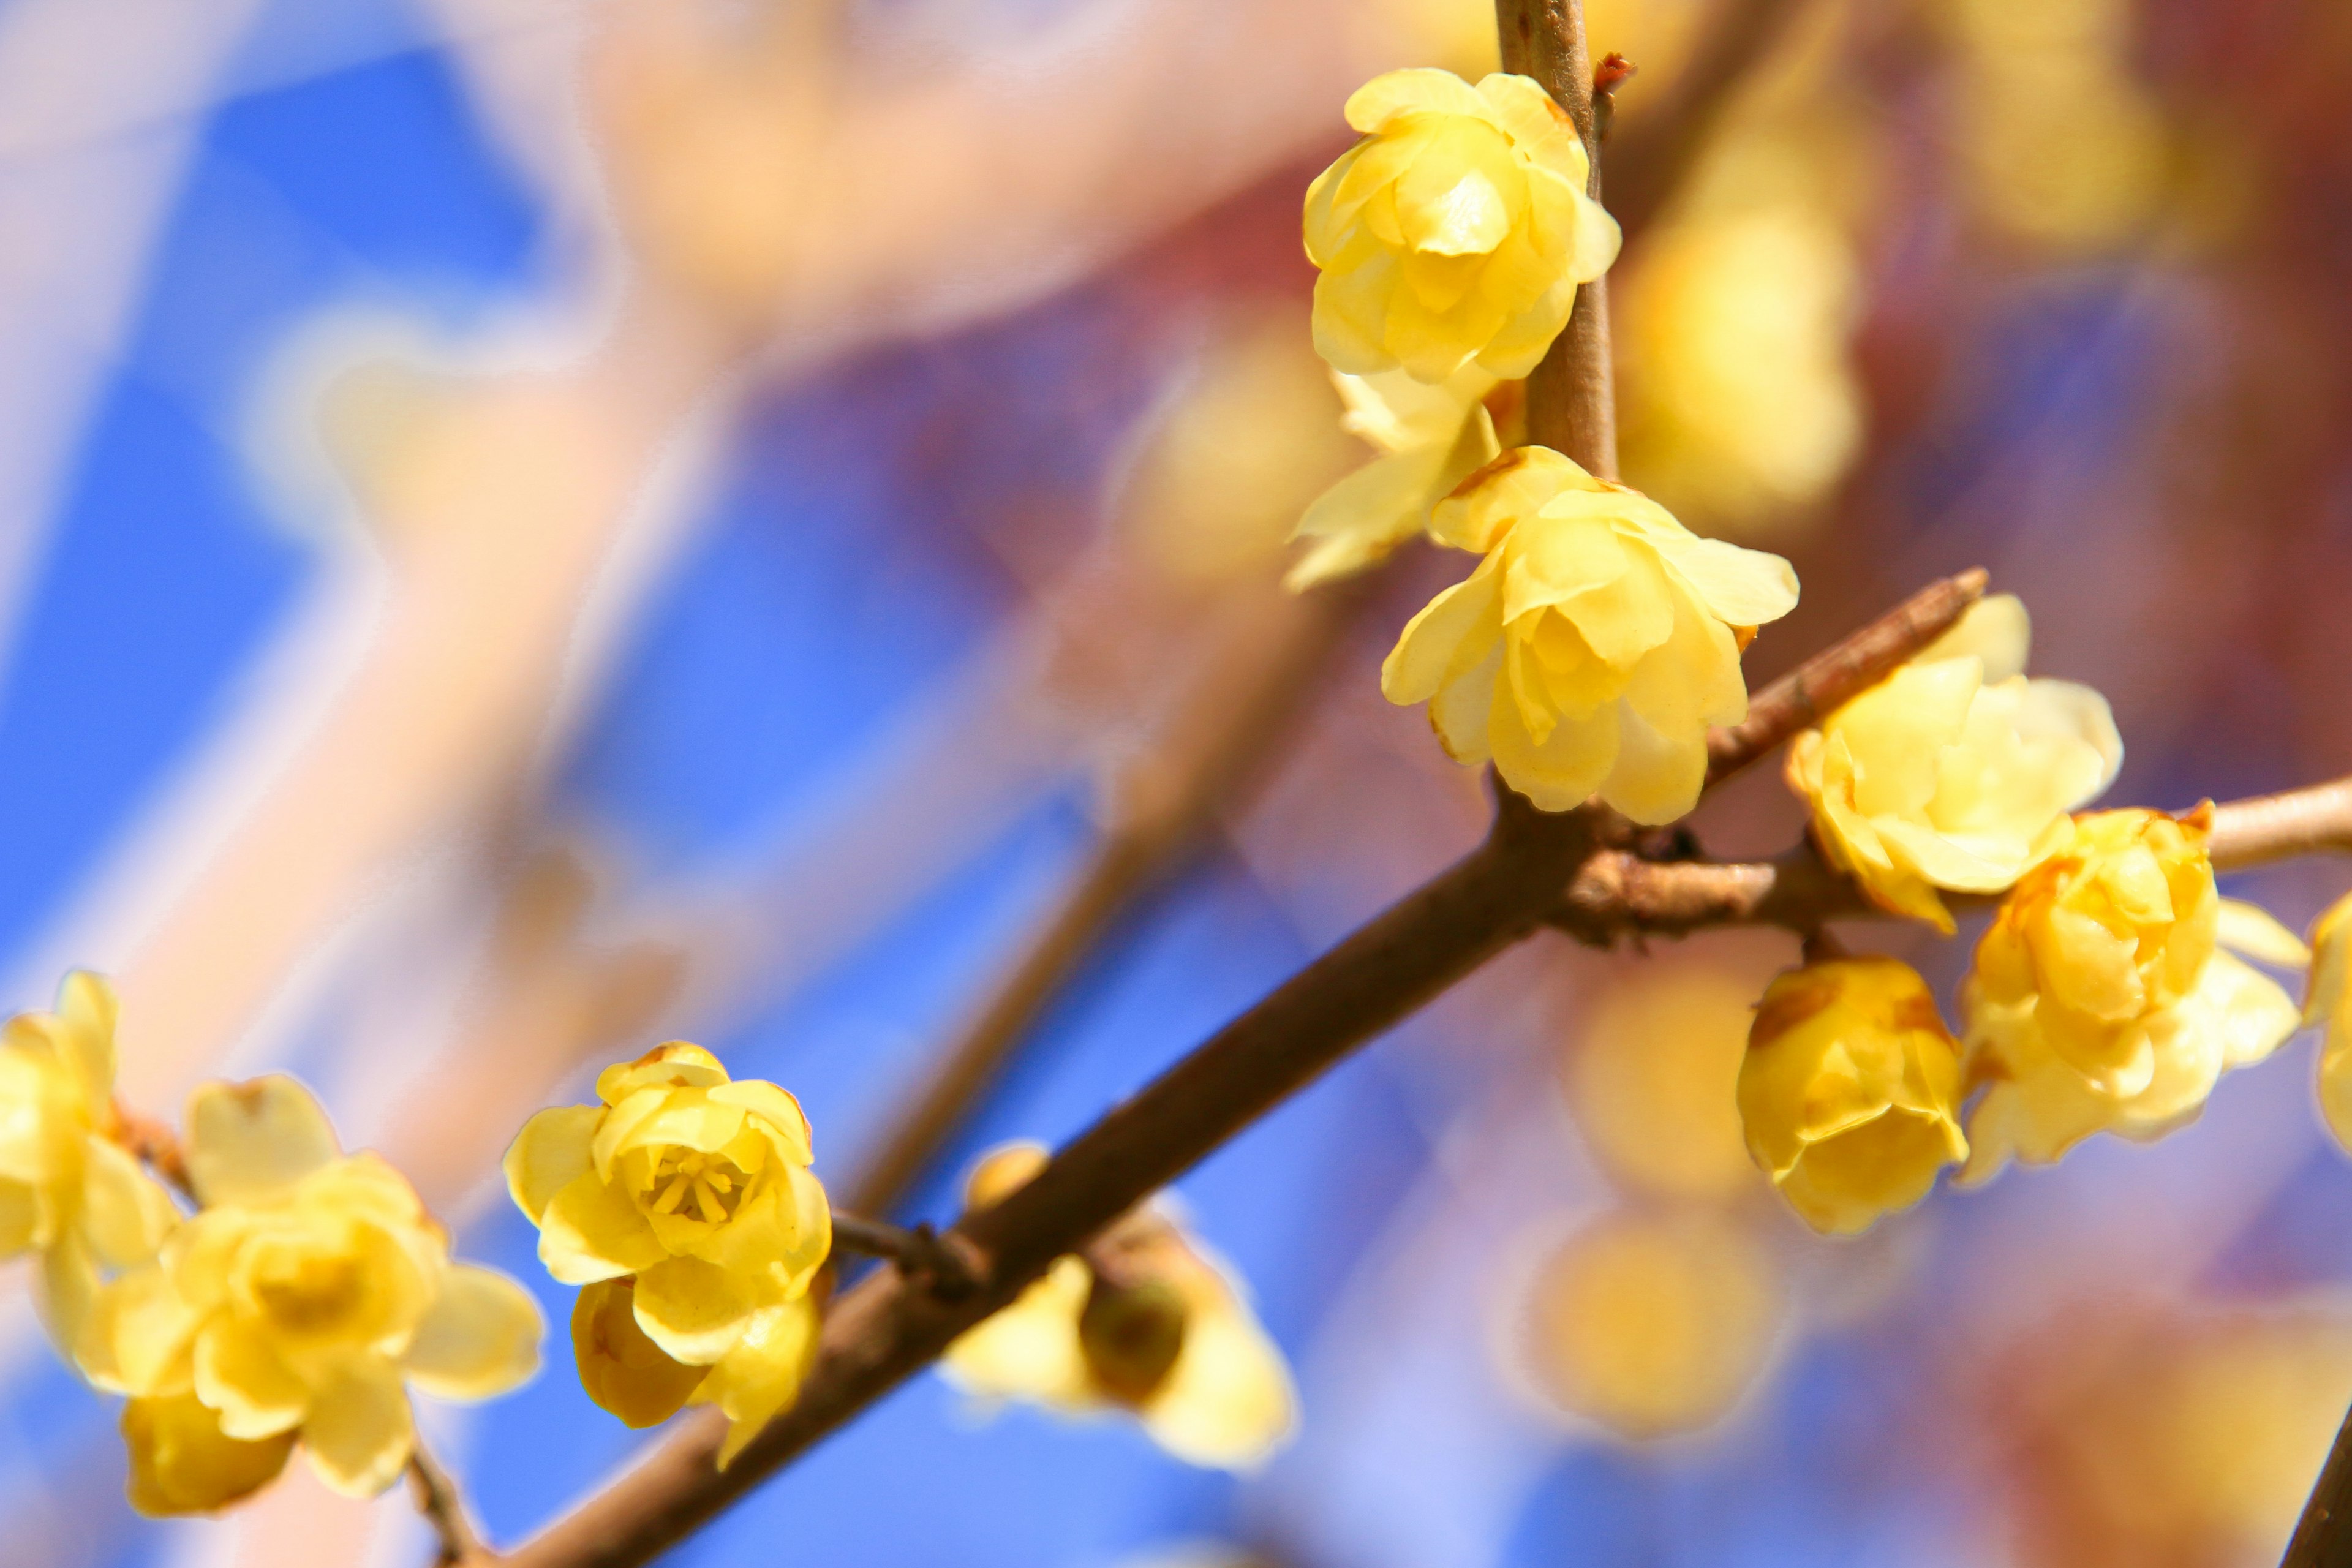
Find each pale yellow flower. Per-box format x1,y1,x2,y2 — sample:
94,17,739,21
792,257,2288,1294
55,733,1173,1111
2310,892,2352,1153
82,1077,542,1504
942,1145,1294,1470
1381,447,1798,822
1524,1210,1782,1439
568,1274,821,1466
1286,364,1506,591
1305,69,1620,384
122,1392,298,1516
1736,958,1968,1235
0,973,178,1354
507,1043,829,1461
1785,594,2123,933
1961,889,2305,1182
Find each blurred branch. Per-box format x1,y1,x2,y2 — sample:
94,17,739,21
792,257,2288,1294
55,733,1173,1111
826,1213,981,1298
840,578,1367,1218
1603,0,1817,246
2207,775,2352,871
410,1442,485,1568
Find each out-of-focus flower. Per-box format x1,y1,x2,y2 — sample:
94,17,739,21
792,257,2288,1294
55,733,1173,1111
941,1145,1294,1470
1616,205,1861,535
1737,958,1968,1235
1382,447,1796,821
1785,594,2122,932
1125,310,1360,587
1286,364,1505,591
0,972,178,1353
1521,1210,1782,1438
508,1043,831,1463
2310,893,2352,1153
1961,893,2305,1182
122,1392,299,1517
83,1077,542,1505
1305,69,1620,383
1564,957,1770,1203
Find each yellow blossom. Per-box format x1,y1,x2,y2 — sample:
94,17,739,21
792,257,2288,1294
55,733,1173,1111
1286,364,1506,591
567,1274,821,1466
507,1043,830,1460
941,1145,1294,1470
82,1077,542,1506
1305,69,1620,385
1961,880,2305,1182
0,973,178,1354
2311,892,2352,1153
1524,1210,1782,1439
123,1392,298,1515
1736,958,1968,1235
1381,447,1798,822
1785,594,2123,932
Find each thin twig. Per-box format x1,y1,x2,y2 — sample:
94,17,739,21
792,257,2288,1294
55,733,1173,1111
110,1101,196,1205
1603,0,1817,246
827,1213,981,1298
1498,0,1618,474
409,1439,484,1567
2209,775,2352,872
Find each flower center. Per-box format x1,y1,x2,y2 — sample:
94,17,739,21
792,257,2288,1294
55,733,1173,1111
647,1150,749,1224
251,1251,366,1336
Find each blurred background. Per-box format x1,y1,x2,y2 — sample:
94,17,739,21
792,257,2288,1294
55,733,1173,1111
2,0,2350,1564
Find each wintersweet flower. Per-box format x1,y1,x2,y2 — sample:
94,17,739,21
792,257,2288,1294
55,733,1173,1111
1961,888,2305,1181
1381,447,1798,822
81,1077,542,1505
941,1145,1295,1470
1736,958,1968,1235
570,1275,820,1464
1785,594,2123,932
0,972,179,1351
1286,364,1506,592
507,1044,830,1460
1305,69,1621,384
2311,893,2352,1153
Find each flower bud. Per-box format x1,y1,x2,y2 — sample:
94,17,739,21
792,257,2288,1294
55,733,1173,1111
571,1276,706,1429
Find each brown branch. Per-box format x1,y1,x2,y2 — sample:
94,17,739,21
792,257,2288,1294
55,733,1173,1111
1602,0,1817,246
826,1213,981,1298
1498,0,1617,474
410,1441,485,1567
840,577,1366,1219
1705,567,1987,788
2209,775,2352,871
109,1101,195,1205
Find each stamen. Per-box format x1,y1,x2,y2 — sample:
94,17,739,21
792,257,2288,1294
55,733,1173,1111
654,1175,691,1214
693,1182,727,1224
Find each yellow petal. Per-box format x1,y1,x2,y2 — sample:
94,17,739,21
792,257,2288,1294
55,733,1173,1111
595,1042,729,1105
707,1079,815,1166
1138,1294,1295,1471
538,1172,667,1285
123,1393,293,1516
186,1077,340,1207
300,1357,415,1498
81,1259,200,1395
941,1256,1095,1406
404,1264,544,1401
193,1321,308,1440
52,970,119,1104
1917,592,2029,683
571,1276,706,1428
77,1131,178,1268
505,1104,602,1226
632,1254,768,1366
1596,703,1708,826
2215,898,2313,970
1343,67,1488,133
701,1294,822,1468
1381,549,1504,706
1643,530,1800,628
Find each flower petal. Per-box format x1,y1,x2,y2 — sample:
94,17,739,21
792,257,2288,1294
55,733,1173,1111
123,1393,293,1517
539,1172,667,1285
185,1077,339,1208
301,1358,415,1498
1381,549,1504,706
632,1254,769,1366
699,1295,823,1468
504,1104,601,1226
1645,530,1800,628
78,1133,178,1269
194,1321,309,1440
404,1264,544,1401
1343,67,1488,132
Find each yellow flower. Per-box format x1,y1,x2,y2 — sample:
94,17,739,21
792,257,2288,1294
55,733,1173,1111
81,1077,543,1505
2311,892,2352,1153
1381,447,1798,822
1785,594,2123,932
1285,365,1506,592
1305,69,1620,384
941,1145,1295,1470
1961,889,2305,1182
1524,1210,1782,1439
123,1392,298,1515
507,1043,830,1458
0,972,178,1353
1736,958,1968,1235
568,1275,821,1466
